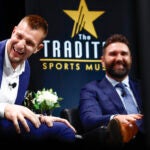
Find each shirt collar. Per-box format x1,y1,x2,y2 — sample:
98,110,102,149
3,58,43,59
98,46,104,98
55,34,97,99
106,74,129,87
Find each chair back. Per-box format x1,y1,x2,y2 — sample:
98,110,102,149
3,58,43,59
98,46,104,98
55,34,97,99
60,108,84,134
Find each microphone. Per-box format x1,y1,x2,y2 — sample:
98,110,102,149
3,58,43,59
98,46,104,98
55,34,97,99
8,82,17,88
121,90,126,97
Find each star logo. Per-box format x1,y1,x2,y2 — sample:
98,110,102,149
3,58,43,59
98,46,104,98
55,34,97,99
63,0,105,38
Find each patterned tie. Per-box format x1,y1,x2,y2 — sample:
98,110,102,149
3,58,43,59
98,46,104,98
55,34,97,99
116,83,139,114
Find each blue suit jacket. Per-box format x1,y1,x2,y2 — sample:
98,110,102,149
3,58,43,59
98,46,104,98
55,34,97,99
79,77,143,131
0,40,75,143
0,39,30,104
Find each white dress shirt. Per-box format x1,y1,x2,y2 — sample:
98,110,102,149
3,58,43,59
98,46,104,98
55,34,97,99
0,42,25,117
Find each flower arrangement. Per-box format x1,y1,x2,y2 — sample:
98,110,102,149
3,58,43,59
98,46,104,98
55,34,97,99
24,88,63,115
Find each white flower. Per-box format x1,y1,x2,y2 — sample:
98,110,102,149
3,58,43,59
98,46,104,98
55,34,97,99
24,88,63,115
36,90,58,103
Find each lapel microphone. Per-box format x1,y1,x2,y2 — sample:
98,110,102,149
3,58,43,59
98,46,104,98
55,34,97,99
8,82,17,88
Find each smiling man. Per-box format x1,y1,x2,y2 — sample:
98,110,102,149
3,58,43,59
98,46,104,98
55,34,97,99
0,14,76,145
79,34,145,149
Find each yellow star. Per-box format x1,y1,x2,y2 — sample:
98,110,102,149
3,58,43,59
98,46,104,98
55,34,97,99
63,0,105,38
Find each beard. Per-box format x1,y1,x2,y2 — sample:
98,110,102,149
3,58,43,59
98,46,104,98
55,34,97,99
105,61,131,79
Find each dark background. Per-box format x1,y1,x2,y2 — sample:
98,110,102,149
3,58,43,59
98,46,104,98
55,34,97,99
24,0,140,116
0,0,150,148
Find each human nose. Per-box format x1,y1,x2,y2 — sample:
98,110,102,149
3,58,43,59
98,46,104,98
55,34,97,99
116,54,123,61
17,40,26,50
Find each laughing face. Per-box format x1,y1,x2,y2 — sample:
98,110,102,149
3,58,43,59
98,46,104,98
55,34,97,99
7,21,44,69
101,42,132,81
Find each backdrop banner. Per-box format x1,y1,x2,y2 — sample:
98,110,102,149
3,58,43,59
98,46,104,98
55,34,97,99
25,0,137,115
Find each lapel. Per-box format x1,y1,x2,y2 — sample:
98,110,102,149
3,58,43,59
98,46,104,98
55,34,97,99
0,40,7,87
129,79,143,113
99,77,127,114
0,39,30,105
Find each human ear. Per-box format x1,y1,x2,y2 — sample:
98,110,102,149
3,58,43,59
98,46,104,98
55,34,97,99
33,43,44,54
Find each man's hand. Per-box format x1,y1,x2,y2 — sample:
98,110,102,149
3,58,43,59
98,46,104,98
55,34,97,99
39,115,76,133
4,104,41,134
113,114,143,143
114,114,143,125
120,121,138,143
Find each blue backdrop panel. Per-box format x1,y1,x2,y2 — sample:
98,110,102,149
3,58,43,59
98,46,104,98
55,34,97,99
25,0,137,116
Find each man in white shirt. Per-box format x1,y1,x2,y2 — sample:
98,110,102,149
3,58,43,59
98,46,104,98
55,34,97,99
0,14,76,145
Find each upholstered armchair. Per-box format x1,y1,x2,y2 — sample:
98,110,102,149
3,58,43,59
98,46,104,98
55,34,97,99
60,107,84,135
60,107,121,148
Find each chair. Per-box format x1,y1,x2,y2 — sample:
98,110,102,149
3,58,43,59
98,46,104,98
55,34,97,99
60,107,125,148
60,108,112,147
60,107,84,135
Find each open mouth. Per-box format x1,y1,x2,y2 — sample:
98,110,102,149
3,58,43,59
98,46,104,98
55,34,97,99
13,47,24,55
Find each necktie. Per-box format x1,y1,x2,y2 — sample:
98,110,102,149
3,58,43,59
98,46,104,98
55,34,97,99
116,83,139,114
